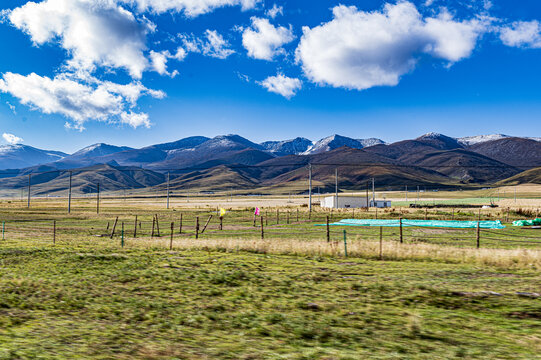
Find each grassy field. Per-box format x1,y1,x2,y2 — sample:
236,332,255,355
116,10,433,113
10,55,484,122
0,197,540,359
1,246,540,359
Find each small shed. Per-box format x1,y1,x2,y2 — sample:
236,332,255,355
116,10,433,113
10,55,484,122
370,200,392,208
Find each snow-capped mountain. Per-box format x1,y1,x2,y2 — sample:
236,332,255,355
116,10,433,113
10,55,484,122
458,134,510,146
0,144,67,170
69,143,133,159
358,138,386,147
458,134,541,146
260,137,313,155
415,133,463,150
302,135,385,155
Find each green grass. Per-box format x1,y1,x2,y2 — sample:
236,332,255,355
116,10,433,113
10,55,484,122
0,246,540,359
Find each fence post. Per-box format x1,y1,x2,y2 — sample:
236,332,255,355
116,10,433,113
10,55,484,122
134,215,138,238
506,208,509,223
151,215,155,238
195,217,199,239
287,211,290,225
219,216,223,231
261,216,264,240
399,217,403,244
379,226,383,260
296,208,299,222
326,216,330,243
276,209,279,224
155,214,161,237
2,221,4,240
121,222,124,248
110,217,118,239
201,216,212,234
170,222,174,250
253,213,256,227
180,213,183,234
343,230,348,258
476,221,480,249
375,207,378,220
53,220,56,245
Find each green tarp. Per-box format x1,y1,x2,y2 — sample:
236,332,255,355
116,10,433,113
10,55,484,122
512,218,541,227
318,219,506,229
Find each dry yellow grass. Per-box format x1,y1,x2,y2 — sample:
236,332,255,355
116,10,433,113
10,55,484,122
123,236,541,270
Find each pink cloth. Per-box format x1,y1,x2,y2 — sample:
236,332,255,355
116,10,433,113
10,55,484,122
254,207,260,216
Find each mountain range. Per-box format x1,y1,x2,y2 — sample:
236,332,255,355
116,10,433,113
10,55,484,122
0,132,539,194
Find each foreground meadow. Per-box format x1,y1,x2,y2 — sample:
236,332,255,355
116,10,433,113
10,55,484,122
1,244,540,359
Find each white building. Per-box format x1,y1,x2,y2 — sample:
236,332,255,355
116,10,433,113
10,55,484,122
320,196,368,209
320,196,391,209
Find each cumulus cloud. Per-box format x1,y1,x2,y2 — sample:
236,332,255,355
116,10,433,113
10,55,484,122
258,74,302,99
180,30,235,59
242,17,295,60
8,0,152,79
265,4,283,19
500,21,541,49
2,133,23,145
296,2,486,91
0,72,164,130
122,0,260,17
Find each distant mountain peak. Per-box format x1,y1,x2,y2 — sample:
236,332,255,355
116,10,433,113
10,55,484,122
261,137,313,155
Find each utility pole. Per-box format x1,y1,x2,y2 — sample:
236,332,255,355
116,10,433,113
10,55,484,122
166,172,170,209
308,163,312,215
96,183,100,215
335,168,338,209
68,171,72,214
371,177,375,206
27,174,31,208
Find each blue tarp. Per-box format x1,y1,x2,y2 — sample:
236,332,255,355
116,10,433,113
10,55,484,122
317,219,506,229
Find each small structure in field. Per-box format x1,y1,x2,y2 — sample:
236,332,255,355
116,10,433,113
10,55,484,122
370,200,392,208
320,196,368,209
320,196,392,209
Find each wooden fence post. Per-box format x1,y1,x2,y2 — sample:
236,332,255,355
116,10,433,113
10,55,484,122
296,208,299,222
170,222,174,250
121,222,124,248
151,215,155,238
179,213,183,234
134,215,138,238
53,220,56,245
201,216,213,234
195,217,199,239
261,216,264,240
155,214,161,237
476,221,480,249
276,209,279,224
219,216,223,231
326,216,330,243
110,217,118,239
287,211,290,225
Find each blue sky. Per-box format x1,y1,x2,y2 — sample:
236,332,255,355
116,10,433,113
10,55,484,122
0,0,540,153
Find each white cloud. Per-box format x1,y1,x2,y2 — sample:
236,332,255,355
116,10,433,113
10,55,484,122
265,4,283,19
258,74,302,99
295,2,486,91
242,17,295,60
8,0,152,79
180,30,235,59
500,21,541,49
122,0,260,17
6,102,16,115
0,72,163,130
2,133,23,145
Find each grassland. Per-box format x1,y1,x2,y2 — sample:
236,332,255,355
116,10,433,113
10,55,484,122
0,195,540,359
